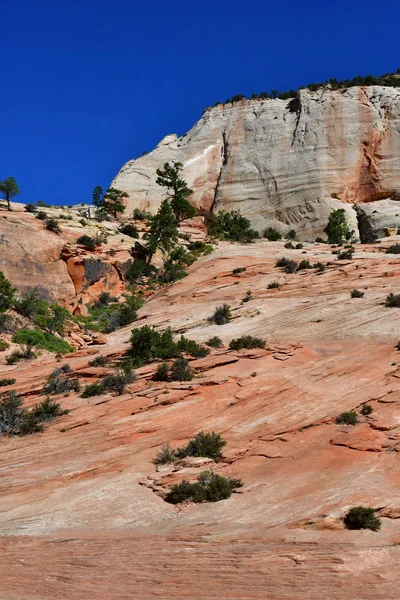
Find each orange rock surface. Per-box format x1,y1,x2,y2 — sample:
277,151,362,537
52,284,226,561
1,236,400,598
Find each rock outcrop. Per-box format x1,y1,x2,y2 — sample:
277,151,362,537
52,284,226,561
112,86,400,239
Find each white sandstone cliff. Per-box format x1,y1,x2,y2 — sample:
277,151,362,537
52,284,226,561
111,86,400,239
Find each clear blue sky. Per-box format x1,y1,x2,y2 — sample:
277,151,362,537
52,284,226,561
1,0,399,206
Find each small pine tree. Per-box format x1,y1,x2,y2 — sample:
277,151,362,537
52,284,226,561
0,177,20,211
102,187,129,218
144,200,179,261
0,271,16,312
156,161,195,222
324,209,350,244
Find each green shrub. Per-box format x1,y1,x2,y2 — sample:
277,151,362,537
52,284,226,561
275,257,298,273
14,289,67,334
286,229,297,240
120,224,139,238
0,272,16,312
351,289,364,298
315,237,326,243
6,344,37,364
242,290,252,303
0,378,16,387
206,336,223,348
24,203,37,213
297,259,312,270
175,431,227,461
45,218,61,234
88,355,108,367
284,241,294,249
232,267,246,275
343,507,381,531
336,411,358,425
12,328,72,354
267,281,280,289
133,208,152,220
154,362,169,381
165,471,242,504
128,326,180,367
385,293,400,308
153,443,176,464
35,210,47,220
31,398,66,422
229,335,265,351
208,304,232,325
76,235,97,250
295,243,304,249
171,357,192,381
385,244,400,254
125,260,157,283
208,210,259,243
313,262,326,272
0,339,10,351
263,227,282,241
177,336,209,358
360,404,373,415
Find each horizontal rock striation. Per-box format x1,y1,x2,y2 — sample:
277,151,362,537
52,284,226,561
112,86,400,239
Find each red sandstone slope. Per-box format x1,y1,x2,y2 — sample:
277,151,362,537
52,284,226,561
1,238,400,599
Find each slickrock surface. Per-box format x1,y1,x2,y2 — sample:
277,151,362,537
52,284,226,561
112,86,400,239
1,238,400,598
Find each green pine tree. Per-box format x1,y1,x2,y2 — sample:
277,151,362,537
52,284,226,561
156,162,196,222
0,177,20,211
144,200,179,262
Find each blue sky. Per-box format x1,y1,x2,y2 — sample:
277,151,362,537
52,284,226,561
1,0,399,206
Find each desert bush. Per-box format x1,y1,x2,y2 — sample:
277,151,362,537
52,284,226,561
76,234,97,250
153,443,176,464
120,224,139,238
297,259,312,270
360,404,373,415
351,289,364,298
313,262,326,272
31,397,66,422
206,336,223,348
165,471,242,504
175,431,227,461
275,257,298,273
133,208,152,220
263,227,282,241
232,267,246,274
24,203,37,213
0,339,9,351
81,369,135,397
45,218,61,234
44,365,80,395
125,260,157,283
0,314,15,334
154,362,169,381
295,243,304,249
267,281,280,289
0,391,25,435
177,336,209,358
208,304,232,325
170,357,192,381
385,293,400,308
337,250,353,260
35,210,47,220
229,335,265,351
242,290,252,303
128,326,180,367
286,229,297,240
385,244,400,254
284,241,294,249
315,237,326,243
336,411,358,425
0,378,16,387
88,355,108,367
343,506,381,531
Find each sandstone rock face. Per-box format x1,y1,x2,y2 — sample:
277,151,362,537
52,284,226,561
112,86,400,239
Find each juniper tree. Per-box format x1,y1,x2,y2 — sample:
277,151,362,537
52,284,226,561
156,161,196,222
